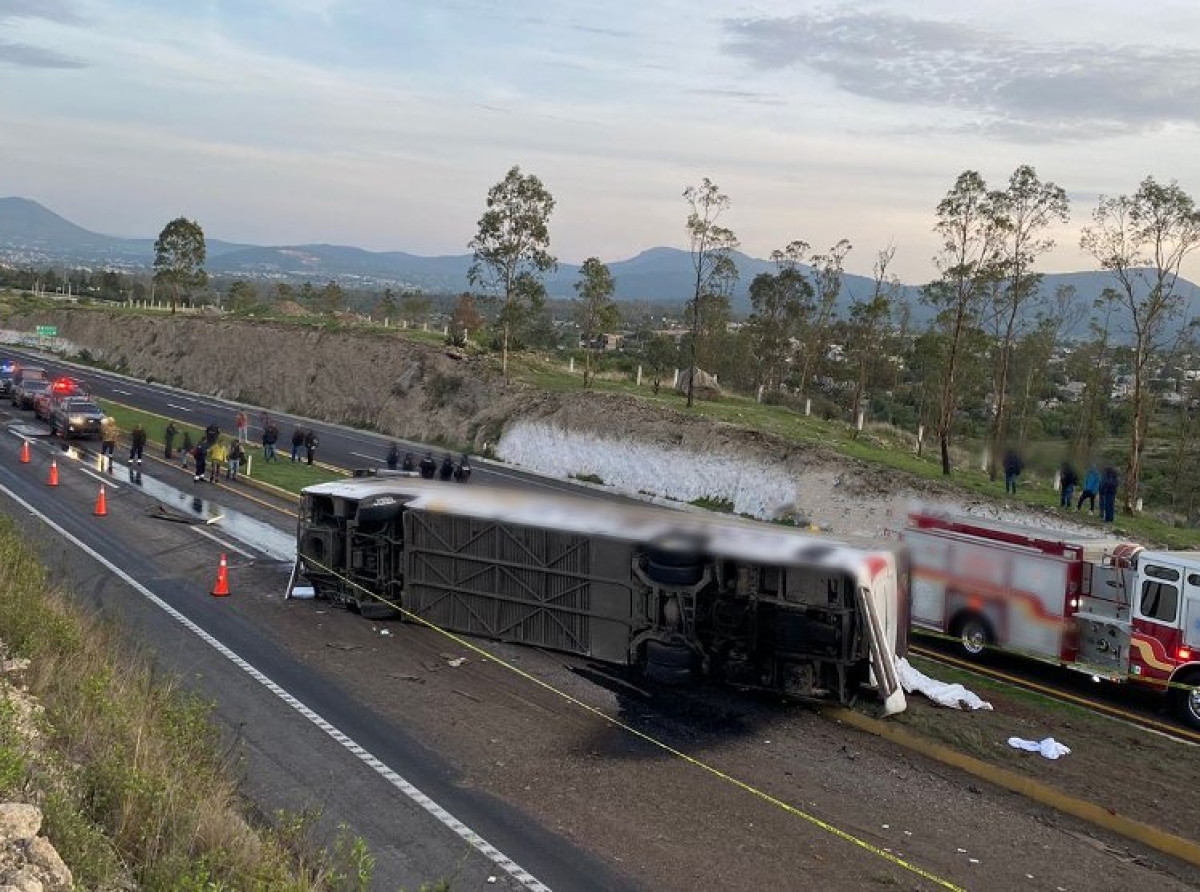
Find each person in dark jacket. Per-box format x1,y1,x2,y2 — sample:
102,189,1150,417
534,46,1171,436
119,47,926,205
129,423,147,467
418,452,437,479
290,428,304,462
164,421,178,460
192,440,208,483
1098,466,1119,523
205,421,220,447
227,439,243,480
453,454,472,482
304,429,318,465
401,452,416,472
1059,461,1079,508
1002,448,1023,495
386,443,400,471
263,423,279,461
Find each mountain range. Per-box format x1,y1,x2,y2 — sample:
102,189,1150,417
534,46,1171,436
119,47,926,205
2,196,1196,332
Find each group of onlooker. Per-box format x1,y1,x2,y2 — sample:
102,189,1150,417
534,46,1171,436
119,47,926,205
1003,448,1121,523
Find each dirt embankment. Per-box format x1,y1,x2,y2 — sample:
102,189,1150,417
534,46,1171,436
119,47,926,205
4,307,912,482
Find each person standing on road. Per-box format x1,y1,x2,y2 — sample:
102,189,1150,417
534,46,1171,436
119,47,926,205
1099,466,1120,523
205,421,220,448
386,443,400,471
227,439,243,481
304,429,318,466
235,410,248,444
208,437,226,483
129,423,147,468
192,440,207,483
1077,464,1100,514
164,421,178,460
290,428,304,462
100,415,118,472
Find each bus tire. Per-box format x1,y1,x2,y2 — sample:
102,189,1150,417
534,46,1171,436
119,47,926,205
644,534,706,567
644,559,704,587
1171,670,1200,731
646,639,694,669
951,612,993,660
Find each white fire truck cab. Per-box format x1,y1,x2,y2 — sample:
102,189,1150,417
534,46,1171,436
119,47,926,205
905,511,1200,729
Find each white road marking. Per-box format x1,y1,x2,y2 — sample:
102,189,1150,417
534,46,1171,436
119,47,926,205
350,451,381,461
79,468,120,490
0,481,551,892
112,388,132,395
191,525,255,558
167,403,193,412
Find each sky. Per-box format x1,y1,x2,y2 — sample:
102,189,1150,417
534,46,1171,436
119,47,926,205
4,0,1200,283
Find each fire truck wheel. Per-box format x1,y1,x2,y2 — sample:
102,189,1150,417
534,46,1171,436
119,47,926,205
951,613,994,660
1172,672,1200,731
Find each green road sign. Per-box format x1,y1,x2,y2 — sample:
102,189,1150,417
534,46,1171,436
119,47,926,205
35,325,57,337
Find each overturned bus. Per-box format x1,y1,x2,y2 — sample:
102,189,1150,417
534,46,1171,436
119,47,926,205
295,476,909,714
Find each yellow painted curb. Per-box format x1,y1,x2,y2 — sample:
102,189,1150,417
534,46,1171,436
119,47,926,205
826,706,1200,869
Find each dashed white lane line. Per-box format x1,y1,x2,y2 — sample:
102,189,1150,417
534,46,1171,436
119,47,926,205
0,480,551,892
191,525,255,559
167,402,193,412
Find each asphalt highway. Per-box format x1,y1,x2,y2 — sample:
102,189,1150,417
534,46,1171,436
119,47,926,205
0,412,631,891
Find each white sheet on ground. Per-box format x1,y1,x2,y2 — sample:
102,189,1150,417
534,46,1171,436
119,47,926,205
1007,737,1071,759
896,657,993,711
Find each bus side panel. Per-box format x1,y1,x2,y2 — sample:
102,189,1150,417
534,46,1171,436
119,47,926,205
403,509,636,663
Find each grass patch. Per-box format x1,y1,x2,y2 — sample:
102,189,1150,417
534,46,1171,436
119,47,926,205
690,496,734,513
96,400,345,492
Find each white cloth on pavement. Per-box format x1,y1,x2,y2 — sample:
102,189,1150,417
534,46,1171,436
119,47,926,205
895,657,993,710
1007,737,1071,759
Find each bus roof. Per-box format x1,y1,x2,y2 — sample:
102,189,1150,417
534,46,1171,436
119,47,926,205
303,476,896,569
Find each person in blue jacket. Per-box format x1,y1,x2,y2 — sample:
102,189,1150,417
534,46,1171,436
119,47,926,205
1077,465,1100,514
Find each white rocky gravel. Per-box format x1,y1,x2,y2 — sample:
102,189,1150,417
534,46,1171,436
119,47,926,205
497,419,1099,542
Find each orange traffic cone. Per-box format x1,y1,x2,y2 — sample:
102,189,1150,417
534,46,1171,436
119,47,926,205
211,554,230,597
94,485,108,517
47,459,59,487
19,440,30,464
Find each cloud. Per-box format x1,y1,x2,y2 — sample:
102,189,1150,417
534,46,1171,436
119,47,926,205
0,0,85,67
0,0,82,25
723,9,1200,141
0,40,84,68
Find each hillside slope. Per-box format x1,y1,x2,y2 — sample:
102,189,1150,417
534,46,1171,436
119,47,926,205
0,306,974,531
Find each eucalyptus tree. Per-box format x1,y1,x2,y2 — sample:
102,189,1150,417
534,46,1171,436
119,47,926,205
797,239,853,398
153,217,207,313
468,165,557,377
683,178,739,407
745,240,813,392
846,245,900,428
925,171,1004,475
1080,176,1200,512
573,257,620,388
986,165,1069,479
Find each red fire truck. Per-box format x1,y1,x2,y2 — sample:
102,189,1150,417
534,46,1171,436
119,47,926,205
905,511,1200,729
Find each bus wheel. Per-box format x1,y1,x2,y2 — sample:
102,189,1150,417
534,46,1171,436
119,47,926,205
951,613,993,660
1172,671,1200,731
645,640,694,684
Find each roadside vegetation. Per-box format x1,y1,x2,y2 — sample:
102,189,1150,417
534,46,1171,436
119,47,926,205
0,517,378,890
